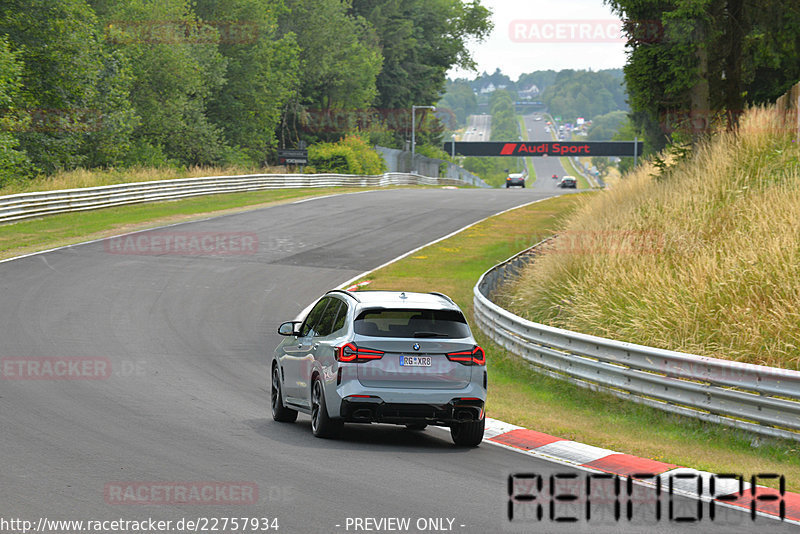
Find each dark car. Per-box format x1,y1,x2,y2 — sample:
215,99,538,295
505,173,526,188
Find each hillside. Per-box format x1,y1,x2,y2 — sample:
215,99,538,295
500,105,800,369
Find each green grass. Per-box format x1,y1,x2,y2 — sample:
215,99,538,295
344,193,800,492
0,186,403,260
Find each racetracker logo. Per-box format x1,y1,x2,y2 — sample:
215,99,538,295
299,107,456,133
1,357,112,380
509,19,663,43
104,232,258,256
105,20,259,45
104,482,258,505
0,108,103,133
539,231,665,255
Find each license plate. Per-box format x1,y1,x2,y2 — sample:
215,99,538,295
399,355,432,367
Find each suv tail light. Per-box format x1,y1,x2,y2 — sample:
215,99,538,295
336,343,384,363
446,345,485,366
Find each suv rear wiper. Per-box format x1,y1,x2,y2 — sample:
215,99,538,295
413,332,448,338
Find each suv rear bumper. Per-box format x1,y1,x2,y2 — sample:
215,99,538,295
339,397,484,426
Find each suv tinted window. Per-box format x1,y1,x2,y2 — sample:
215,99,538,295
314,299,345,337
331,301,348,334
300,298,330,337
354,308,470,338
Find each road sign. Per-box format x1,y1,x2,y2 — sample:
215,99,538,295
443,141,644,157
278,149,308,165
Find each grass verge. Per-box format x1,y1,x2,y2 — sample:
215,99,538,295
344,193,800,491
0,186,406,261
504,106,800,370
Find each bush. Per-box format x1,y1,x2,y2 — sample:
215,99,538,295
308,135,386,175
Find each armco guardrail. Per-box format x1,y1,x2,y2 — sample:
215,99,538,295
474,240,800,442
0,172,478,224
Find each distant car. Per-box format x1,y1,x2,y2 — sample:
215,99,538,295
551,173,559,180
535,116,542,121
505,172,526,188
478,132,483,136
271,290,487,446
557,176,577,188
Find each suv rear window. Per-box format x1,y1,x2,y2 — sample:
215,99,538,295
354,308,470,338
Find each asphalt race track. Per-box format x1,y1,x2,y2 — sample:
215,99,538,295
521,113,573,191
0,189,791,533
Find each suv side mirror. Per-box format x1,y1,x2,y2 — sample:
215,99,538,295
278,321,301,336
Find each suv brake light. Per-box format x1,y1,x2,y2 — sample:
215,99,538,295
446,345,485,366
336,343,384,363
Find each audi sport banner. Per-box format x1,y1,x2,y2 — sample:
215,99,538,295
443,141,643,157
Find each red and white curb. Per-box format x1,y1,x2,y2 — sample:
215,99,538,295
483,418,800,523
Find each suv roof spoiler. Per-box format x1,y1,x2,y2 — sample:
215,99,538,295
428,291,455,305
327,289,361,302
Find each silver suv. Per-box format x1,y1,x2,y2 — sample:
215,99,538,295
271,290,486,446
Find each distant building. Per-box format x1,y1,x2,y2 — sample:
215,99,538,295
518,84,540,100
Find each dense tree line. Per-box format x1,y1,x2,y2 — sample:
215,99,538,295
0,0,491,185
540,69,628,121
586,110,629,141
438,80,477,126
440,68,628,128
606,0,800,151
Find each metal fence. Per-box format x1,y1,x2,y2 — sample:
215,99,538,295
473,240,800,442
0,172,472,225
375,146,489,188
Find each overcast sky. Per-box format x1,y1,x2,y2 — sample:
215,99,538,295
448,0,628,81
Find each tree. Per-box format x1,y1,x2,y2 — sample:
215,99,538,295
0,0,130,172
351,0,492,109
195,0,300,163
539,69,627,122
606,0,800,150
102,0,228,166
279,0,382,147
586,111,629,141
516,70,558,92
438,79,477,126
0,37,32,184
283,0,381,111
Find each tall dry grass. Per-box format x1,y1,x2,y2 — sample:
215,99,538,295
501,105,800,369
0,164,285,196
